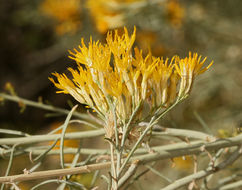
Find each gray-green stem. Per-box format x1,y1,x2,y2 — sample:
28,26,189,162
119,98,182,174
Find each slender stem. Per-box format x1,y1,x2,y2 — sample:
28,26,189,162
102,95,120,183
121,102,142,147
60,105,78,169
220,179,242,190
30,179,85,190
202,148,224,188
69,119,99,129
193,111,213,135
217,174,241,188
119,118,155,173
118,160,139,188
58,142,82,190
101,175,111,190
33,139,59,162
119,99,181,174
124,168,150,190
117,103,142,177
0,144,18,190
110,101,121,185
0,129,105,145
145,165,172,183
147,124,216,142
91,170,100,187
109,142,118,189
0,93,89,121
0,128,30,137
111,102,119,148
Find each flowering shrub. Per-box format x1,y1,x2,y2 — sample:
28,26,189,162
49,26,213,189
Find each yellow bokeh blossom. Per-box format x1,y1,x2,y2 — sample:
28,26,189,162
173,156,193,171
48,122,80,162
40,0,81,35
50,26,213,139
166,0,185,28
86,0,124,34
86,0,141,33
136,30,167,56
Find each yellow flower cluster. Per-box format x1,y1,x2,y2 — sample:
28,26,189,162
49,27,213,123
40,0,81,35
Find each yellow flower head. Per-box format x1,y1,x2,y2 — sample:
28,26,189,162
175,52,213,96
50,27,213,131
175,52,213,77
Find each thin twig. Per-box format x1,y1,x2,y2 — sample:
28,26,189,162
202,148,224,189
30,179,86,190
0,162,111,183
0,129,30,137
217,173,241,188
109,142,118,189
149,124,216,142
0,129,105,145
101,175,111,190
69,119,99,129
0,144,18,190
58,139,83,190
33,139,59,162
145,165,172,183
119,99,182,174
193,111,213,135
90,170,100,188
220,179,242,190
124,168,150,190
60,105,78,169
117,103,142,176
0,93,89,120
118,160,139,188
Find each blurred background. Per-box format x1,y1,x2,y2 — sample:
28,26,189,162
0,0,241,189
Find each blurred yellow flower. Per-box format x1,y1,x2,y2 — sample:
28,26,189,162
50,26,212,138
48,122,80,162
136,30,167,56
217,129,238,138
86,0,140,33
40,0,81,35
173,156,193,171
86,0,123,33
166,0,185,28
